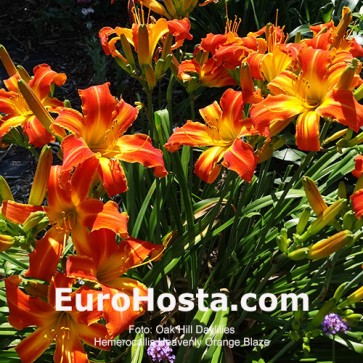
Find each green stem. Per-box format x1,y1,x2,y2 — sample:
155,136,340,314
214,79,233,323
320,119,331,146
171,152,195,234
269,340,296,363
146,89,159,146
189,91,196,120
332,335,336,363
166,74,175,132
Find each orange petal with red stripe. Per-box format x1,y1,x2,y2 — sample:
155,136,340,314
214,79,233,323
16,327,53,363
115,134,167,177
164,121,214,152
222,139,257,182
61,135,97,172
98,157,128,196
78,83,116,142
102,283,147,338
25,227,65,282
1,200,43,224
28,64,67,100
295,111,321,151
317,89,363,132
194,146,226,183
5,275,54,330
250,94,303,135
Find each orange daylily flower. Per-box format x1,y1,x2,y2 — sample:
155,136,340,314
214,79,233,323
99,16,192,89
165,89,259,183
52,83,167,197
245,24,294,82
5,273,110,363
197,19,267,71
250,46,363,151
306,7,363,57
0,63,66,147
1,161,129,281
44,161,129,254
67,228,163,337
177,57,237,90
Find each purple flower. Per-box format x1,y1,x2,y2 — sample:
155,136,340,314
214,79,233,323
322,313,348,335
147,339,176,363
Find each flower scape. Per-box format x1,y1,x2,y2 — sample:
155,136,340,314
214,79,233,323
1,1,363,362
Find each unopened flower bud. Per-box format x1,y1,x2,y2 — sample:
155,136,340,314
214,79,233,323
296,208,310,235
0,234,15,252
0,176,14,202
308,230,352,260
299,200,346,242
28,145,53,206
302,177,327,216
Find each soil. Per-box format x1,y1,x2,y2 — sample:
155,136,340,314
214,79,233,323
0,0,131,202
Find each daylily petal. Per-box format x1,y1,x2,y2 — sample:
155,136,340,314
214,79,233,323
66,255,98,282
351,189,363,219
200,58,237,87
98,157,128,197
222,139,257,182
219,89,244,138
98,237,162,283
23,116,54,147
78,199,129,236
53,326,89,363
295,111,321,151
136,0,170,18
29,64,67,100
164,121,215,151
0,114,29,139
299,47,331,84
317,89,363,132
0,89,22,114
167,18,193,43
5,275,54,329
194,146,227,183
46,165,72,215
1,200,43,224
25,227,65,282
199,100,222,130
267,70,297,96
52,108,84,137
353,155,363,179
260,46,293,82
69,224,92,256
77,323,110,349
78,83,116,144
16,327,53,363
123,237,163,269
102,283,147,338
135,19,169,65
200,33,227,54
70,157,99,206
114,134,167,177
250,94,303,135
111,98,139,138
61,135,97,172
